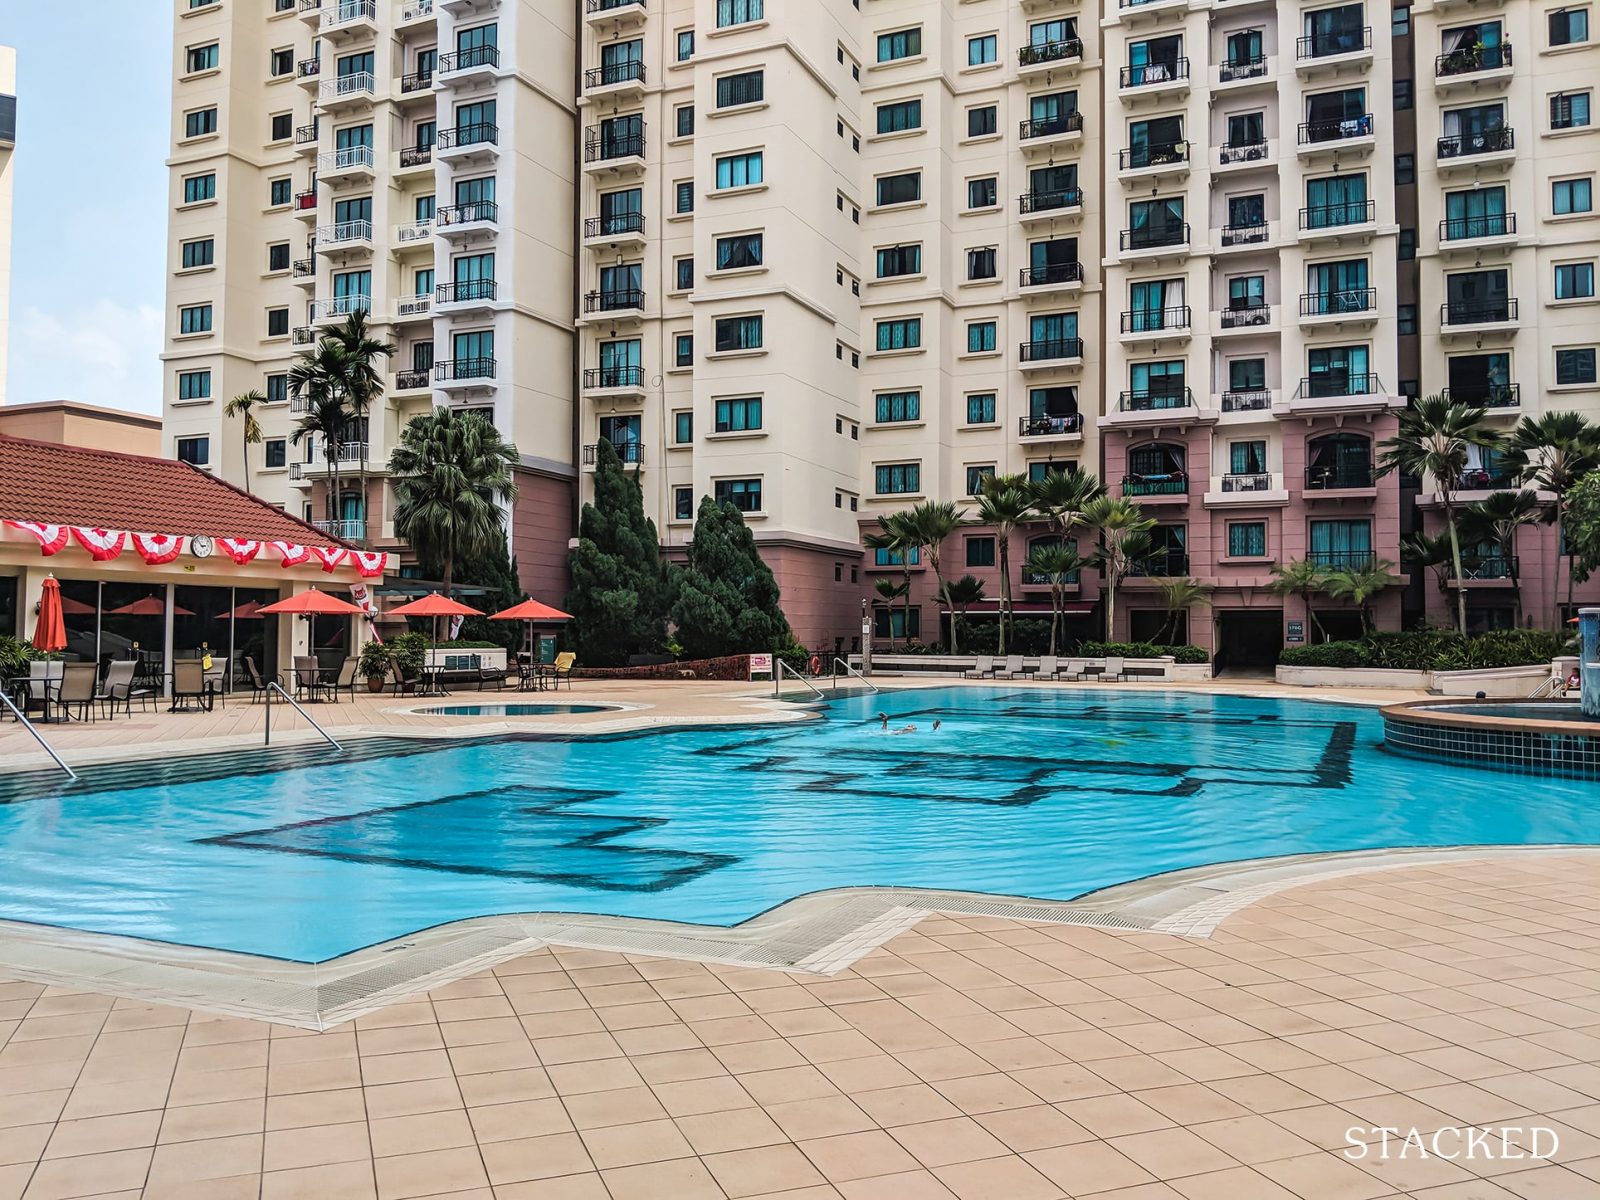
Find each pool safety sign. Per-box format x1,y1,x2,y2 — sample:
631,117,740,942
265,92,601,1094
749,653,774,680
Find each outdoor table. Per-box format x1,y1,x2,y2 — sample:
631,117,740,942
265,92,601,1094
415,667,452,698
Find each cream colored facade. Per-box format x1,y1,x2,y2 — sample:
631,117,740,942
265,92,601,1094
0,45,16,409
161,0,577,597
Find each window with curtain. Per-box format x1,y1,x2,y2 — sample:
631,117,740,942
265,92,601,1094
715,151,764,189
967,394,997,424
1304,173,1369,227
874,463,921,494
716,0,762,27
1228,275,1266,310
1309,519,1372,566
876,172,920,206
1443,186,1507,238
1555,262,1596,299
1230,358,1267,390
967,248,996,280
713,315,764,351
1228,522,1268,558
876,99,922,134
1230,441,1267,474
874,392,920,423
714,397,762,432
875,318,922,350
875,244,922,278
966,322,997,353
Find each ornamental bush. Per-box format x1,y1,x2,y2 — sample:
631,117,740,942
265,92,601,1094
1277,642,1372,668
1278,629,1561,671
1079,640,1210,664
0,636,36,680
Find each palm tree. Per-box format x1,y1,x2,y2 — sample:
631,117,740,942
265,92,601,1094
1400,531,1454,595
1082,495,1155,643
288,338,352,527
974,476,1034,654
387,408,519,595
290,394,351,525
944,575,985,650
223,390,265,493
1154,577,1212,646
1029,468,1104,542
902,500,961,650
1269,559,1332,642
1462,490,1544,627
1376,394,1499,636
327,312,396,544
1501,411,1600,629
872,576,909,650
1321,559,1398,635
1024,544,1086,654
869,515,919,647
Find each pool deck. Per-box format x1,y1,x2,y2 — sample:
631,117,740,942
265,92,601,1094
3,853,1600,1200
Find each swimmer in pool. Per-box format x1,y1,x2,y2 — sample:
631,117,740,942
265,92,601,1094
932,719,941,731
876,713,918,734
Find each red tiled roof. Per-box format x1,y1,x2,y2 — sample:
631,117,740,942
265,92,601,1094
0,435,350,545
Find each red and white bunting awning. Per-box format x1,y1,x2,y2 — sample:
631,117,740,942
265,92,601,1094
3,520,388,578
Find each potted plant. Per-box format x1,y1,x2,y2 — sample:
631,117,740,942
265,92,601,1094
357,640,391,693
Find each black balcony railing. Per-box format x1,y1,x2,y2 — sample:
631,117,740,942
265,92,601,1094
296,188,318,209
1019,188,1084,215
1120,142,1190,170
1438,127,1514,158
1219,140,1270,165
1220,304,1272,329
1119,388,1194,412
1119,58,1190,88
1460,466,1519,490
1451,555,1517,580
1219,55,1267,83
1121,305,1192,334
292,258,314,277
1436,43,1512,76
1019,414,1084,437
436,279,498,304
1301,373,1380,399
1440,384,1520,409
1019,38,1083,66
1300,288,1377,317
1019,338,1085,363
1222,389,1272,412
1129,551,1190,576
395,368,430,390
584,288,644,313
1020,261,1084,288
1300,200,1377,231
584,441,646,465
1306,464,1374,489
585,59,646,88
1018,111,1084,140
1296,28,1372,59
584,212,645,239
585,129,647,160
439,45,500,74
1299,114,1374,144
437,122,499,149
1220,222,1269,248
1120,223,1190,251
1309,550,1377,568
436,201,498,227
298,57,321,78
401,71,433,93
1123,476,1189,497
295,122,320,144
1442,297,1518,325
398,145,432,170
1440,213,1516,241
435,357,496,382
1222,473,1275,492
584,365,646,390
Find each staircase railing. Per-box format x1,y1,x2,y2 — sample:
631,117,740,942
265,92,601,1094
832,658,879,694
0,689,77,780
774,659,825,701
265,682,343,749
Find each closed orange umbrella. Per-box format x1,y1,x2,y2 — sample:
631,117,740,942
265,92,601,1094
32,576,67,654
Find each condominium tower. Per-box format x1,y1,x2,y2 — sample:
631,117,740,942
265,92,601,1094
0,46,16,408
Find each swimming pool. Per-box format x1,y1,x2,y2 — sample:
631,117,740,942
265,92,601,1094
411,702,618,717
1,687,1595,962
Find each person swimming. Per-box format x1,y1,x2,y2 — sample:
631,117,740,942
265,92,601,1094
932,719,941,731
875,713,918,734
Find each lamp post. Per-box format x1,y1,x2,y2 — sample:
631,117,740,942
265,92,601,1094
860,597,873,677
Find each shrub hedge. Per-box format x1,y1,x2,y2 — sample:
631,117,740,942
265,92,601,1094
1278,629,1563,671
1079,640,1210,664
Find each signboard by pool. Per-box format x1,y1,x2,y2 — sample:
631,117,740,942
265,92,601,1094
749,653,774,680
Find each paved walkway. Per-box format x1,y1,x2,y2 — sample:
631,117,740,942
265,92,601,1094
3,856,1598,1200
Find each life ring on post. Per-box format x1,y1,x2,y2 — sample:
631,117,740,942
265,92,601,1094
808,654,821,676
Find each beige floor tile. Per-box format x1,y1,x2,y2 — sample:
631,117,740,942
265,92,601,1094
1025,1139,1158,1194
677,1106,790,1154
651,1074,755,1116
0,1125,50,1169
40,1112,161,1161
577,1117,693,1169
479,1131,592,1186
1166,1165,1300,1200
465,1096,572,1143
266,1087,368,1130
975,1104,1094,1153
889,1117,1011,1168
836,1168,960,1199
143,1132,262,1189
798,1129,921,1182
602,1156,728,1200
765,1096,877,1141
561,1085,668,1130
705,1144,828,1198
1106,1127,1242,1180
260,1159,378,1200
158,1098,264,1144
931,1154,1067,1200
372,1146,490,1199
492,1171,611,1200
23,1148,154,1200
1254,1151,1401,1200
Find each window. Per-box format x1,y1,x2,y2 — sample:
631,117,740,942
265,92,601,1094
186,44,219,74
177,370,211,401
1395,154,1415,185
271,48,295,78
266,374,289,404
1557,347,1597,384
714,151,763,189
876,244,922,278
179,304,213,335
268,243,290,272
875,463,921,494
675,488,695,521
1308,519,1372,568
716,70,764,108
674,412,694,444
1393,79,1413,109
967,322,997,353
677,30,695,61
876,99,922,134
967,177,997,209
1555,177,1594,215
181,239,214,270
877,28,922,62
674,257,693,290
1398,303,1418,335
874,546,920,567
1392,4,1411,35
716,0,763,27
966,535,996,566
265,440,287,470
1550,8,1590,45
674,333,694,366
183,173,216,204
675,181,695,214
714,233,762,271
713,315,763,351
714,478,762,512
967,105,997,137
876,172,921,206
269,178,292,206
1399,229,1416,260
676,105,695,137
176,437,210,467
267,308,289,337
966,393,996,424
874,392,920,422
967,247,996,280
715,397,763,431
1552,92,1592,129
269,112,292,142
875,317,922,350
1556,262,1596,299
1228,521,1268,558
185,108,218,138
875,608,920,640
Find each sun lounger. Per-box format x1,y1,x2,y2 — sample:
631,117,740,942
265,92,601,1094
1002,655,1025,678
964,655,995,679
1036,655,1060,680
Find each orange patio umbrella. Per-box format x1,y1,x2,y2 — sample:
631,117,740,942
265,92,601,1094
107,597,195,617
258,588,368,656
385,592,484,646
490,598,572,660
32,576,67,655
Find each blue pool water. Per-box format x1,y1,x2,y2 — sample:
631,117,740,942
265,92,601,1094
413,703,615,717
1,688,1595,962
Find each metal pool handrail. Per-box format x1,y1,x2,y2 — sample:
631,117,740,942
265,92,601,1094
774,659,824,701
0,689,77,780
265,682,343,750
833,658,880,694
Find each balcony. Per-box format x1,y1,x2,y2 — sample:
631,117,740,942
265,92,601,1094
584,59,646,98
437,123,500,160
1458,466,1519,493
1018,111,1084,151
394,367,432,393
1298,200,1377,241
1120,305,1192,340
294,123,320,154
397,145,433,176
317,144,376,181
296,58,322,88
1118,389,1195,416
1122,475,1189,499
1440,384,1520,411
583,212,646,248
318,71,376,109
583,365,647,396
400,0,435,23
583,442,646,467
1018,188,1084,222
1217,303,1274,333
1021,565,1082,587
294,188,319,220
1299,288,1378,326
311,295,370,322
298,0,322,25
1438,212,1517,251
1018,414,1084,441
1297,114,1375,157
1294,27,1373,73
291,442,370,482
1448,555,1518,583
1441,297,1518,334
292,258,316,287
1305,464,1374,491
1436,128,1514,171
1297,373,1383,402
439,45,500,79
321,0,377,37
583,128,646,173
1221,389,1273,413
1115,0,1190,19
1017,338,1085,369
1217,140,1271,170
435,358,497,389
400,71,434,97
1218,55,1269,85
436,201,499,237
1118,141,1190,179
1019,261,1084,292
395,294,432,321
395,219,434,250
314,219,373,254
1018,38,1084,74
292,325,317,346
1119,223,1190,257
1205,471,1290,506
585,0,646,27
1118,58,1190,95
436,279,498,311
1434,43,1513,90
584,287,645,316
313,519,367,542
1309,551,1377,569
1217,222,1270,251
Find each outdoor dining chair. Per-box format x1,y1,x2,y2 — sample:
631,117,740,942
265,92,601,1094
51,664,99,722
